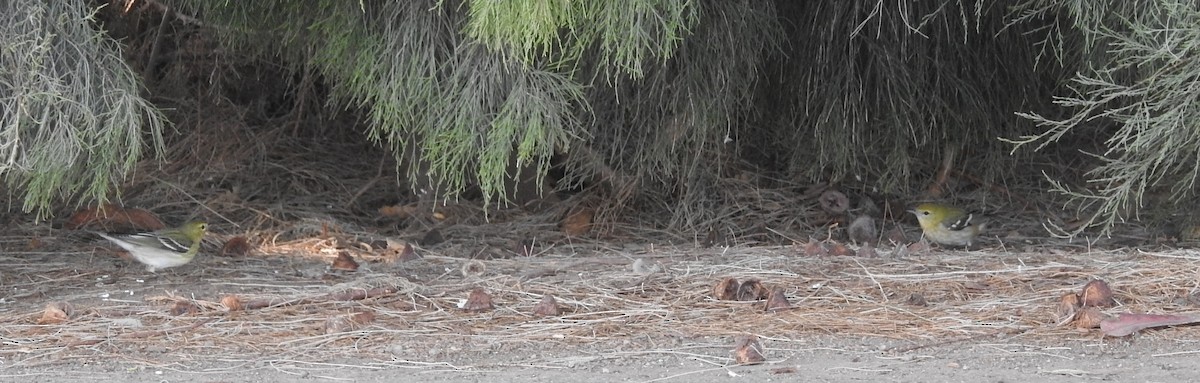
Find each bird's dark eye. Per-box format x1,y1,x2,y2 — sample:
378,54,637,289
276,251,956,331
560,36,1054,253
921,211,931,216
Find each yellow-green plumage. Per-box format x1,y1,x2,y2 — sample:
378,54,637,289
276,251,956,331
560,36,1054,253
93,222,207,272
908,203,983,246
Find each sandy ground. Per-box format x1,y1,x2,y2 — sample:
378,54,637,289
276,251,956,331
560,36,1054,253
3,335,1198,382
2,240,1199,382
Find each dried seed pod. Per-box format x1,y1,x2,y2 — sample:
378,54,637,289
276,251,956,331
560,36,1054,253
462,288,494,312
1081,279,1115,308
765,288,790,312
1075,307,1108,330
737,279,770,301
532,295,562,316
331,251,359,271
220,295,244,312
37,302,73,324
732,335,766,365
1055,293,1082,325
713,278,740,301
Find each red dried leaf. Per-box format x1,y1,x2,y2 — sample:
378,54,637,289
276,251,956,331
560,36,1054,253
1100,313,1200,337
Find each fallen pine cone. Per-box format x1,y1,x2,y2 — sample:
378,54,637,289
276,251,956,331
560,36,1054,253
1076,306,1108,330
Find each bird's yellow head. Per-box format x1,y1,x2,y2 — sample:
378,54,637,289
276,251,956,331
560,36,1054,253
180,221,209,242
907,203,963,230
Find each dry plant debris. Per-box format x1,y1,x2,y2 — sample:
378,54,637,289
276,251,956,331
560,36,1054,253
325,310,377,334
64,204,165,231
713,278,770,302
803,240,829,256
220,236,252,257
10,234,1200,368
828,242,854,256
561,206,594,236
170,301,200,316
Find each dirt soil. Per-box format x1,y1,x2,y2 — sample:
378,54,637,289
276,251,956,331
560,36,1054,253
3,235,1200,383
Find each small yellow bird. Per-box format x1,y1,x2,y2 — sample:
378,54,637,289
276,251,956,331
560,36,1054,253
908,203,984,246
93,222,208,272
